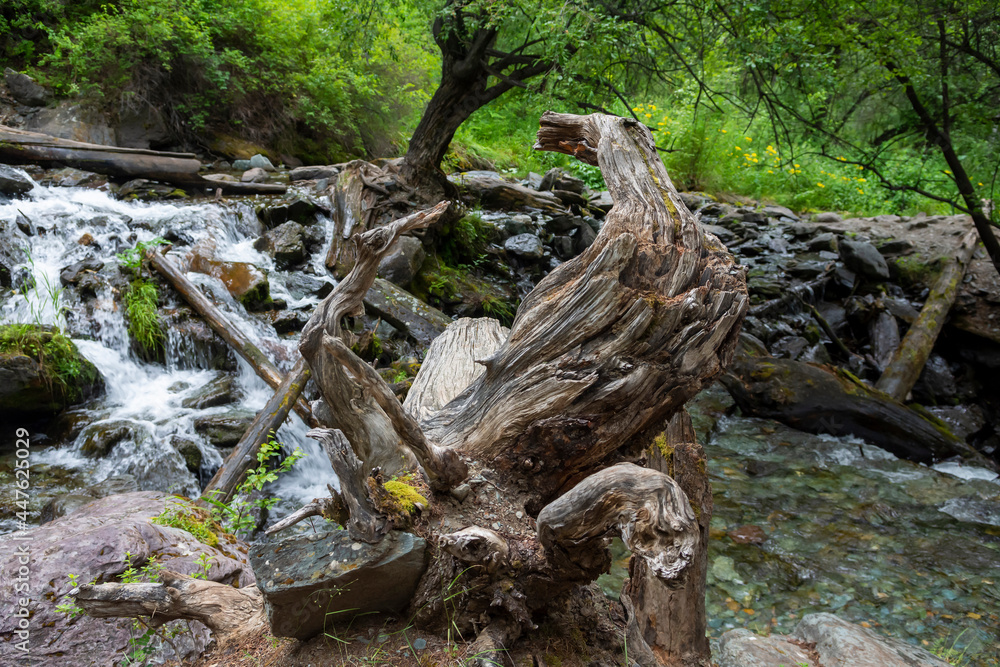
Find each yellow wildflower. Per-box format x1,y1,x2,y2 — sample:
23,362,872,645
720,129,727,133
944,169,952,175
817,183,825,188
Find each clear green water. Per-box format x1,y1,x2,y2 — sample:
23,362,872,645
690,384,1000,665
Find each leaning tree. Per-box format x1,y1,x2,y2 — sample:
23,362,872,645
76,112,747,666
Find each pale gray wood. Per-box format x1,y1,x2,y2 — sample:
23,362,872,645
306,428,386,543
403,317,509,423
76,570,266,638
537,462,699,585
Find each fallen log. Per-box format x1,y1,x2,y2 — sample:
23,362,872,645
76,570,266,639
875,230,978,401
200,358,312,504
0,126,286,194
721,334,998,471
148,248,312,423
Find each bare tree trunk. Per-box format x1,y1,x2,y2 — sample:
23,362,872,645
876,229,978,401
624,410,712,667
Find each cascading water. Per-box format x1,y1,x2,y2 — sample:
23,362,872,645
0,170,333,531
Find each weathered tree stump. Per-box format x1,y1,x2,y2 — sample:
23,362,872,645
78,112,748,665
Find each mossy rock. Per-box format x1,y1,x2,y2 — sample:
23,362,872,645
0,324,104,416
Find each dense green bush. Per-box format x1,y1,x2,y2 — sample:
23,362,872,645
10,0,436,161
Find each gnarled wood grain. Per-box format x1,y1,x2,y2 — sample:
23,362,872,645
423,112,747,495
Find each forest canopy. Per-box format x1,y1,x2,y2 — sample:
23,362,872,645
3,0,1000,233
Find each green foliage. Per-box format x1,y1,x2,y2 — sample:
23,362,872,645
115,237,168,272
14,0,436,160
203,433,305,539
440,212,494,267
152,500,220,547
123,280,165,358
0,324,97,400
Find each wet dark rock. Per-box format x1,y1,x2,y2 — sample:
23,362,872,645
552,235,575,259
551,188,589,207
272,309,308,334
40,475,138,524
256,221,306,269
181,374,239,409
588,190,614,214
539,168,586,194
913,354,958,403
0,491,254,667
80,420,148,458
242,167,268,183
760,204,798,220
502,213,533,237
250,530,428,640
771,335,810,360
574,221,597,254
703,224,737,246
170,437,203,473
116,179,187,201
807,232,838,253
364,278,453,349
161,307,235,370
738,208,769,224
115,105,172,150
4,67,51,106
258,198,321,228
877,238,915,256
504,233,544,259
194,409,256,448
289,165,341,181
678,191,715,212
188,253,270,310
0,164,34,195
377,235,426,288
545,213,582,234
59,258,104,286
0,328,103,417
925,405,986,441
786,259,830,280
0,217,29,287
283,273,334,301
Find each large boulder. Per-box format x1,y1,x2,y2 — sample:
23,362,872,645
0,216,30,287
0,492,255,667
250,530,428,640
364,278,453,349
378,235,426,288
3,67,50,106
717,613,950,667
188,252,271,310
254,221,306,269
0,326,104,417
840,238,890,280
26,101,115,145
504,233,545,259
0,164,34,196
115,104,172,150
40,475,138,524
194,409,257,448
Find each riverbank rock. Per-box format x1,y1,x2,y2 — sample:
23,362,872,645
0,164,34,196
840,238,891,280
717,613,950,667
364,278,453,349
250,530,428,640
194,409,256,448
0,326,104,417
0,491,254,667
255,221,306,269
188,252,271,310
39,474,138,524
26,101,115,145
378,235,426,288
4,68,51,106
